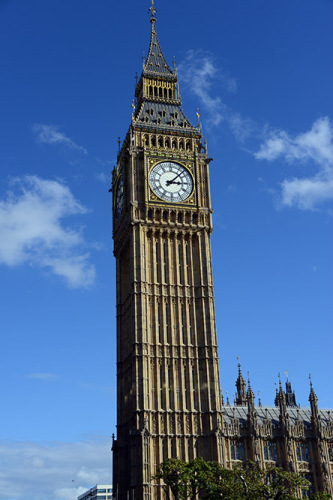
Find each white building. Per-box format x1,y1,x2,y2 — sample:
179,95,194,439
78,485,112,500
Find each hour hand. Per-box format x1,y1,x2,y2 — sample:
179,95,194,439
166,179,181,186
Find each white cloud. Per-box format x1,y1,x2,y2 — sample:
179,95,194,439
27,373,59,381
33,124,88,155
254,117,333,210
96,171,109,183
178,50,228,126
0,438,111,500
255,116,333,164
178,50,254,140
0,176,96,288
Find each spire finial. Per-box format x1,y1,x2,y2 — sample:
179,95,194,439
148,0,157,23
196,108,201,126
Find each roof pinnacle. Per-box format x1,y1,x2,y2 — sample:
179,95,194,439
235,361,247,406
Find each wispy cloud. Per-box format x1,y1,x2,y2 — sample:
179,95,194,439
178,50,254,139
179,51,333,210
27,373,59,381
178,50,228,126
96,171,109,183
254,117,333,210
0,438,111,500
33,124,88,155
0,176,96,288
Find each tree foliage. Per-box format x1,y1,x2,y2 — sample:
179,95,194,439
153,458,331,500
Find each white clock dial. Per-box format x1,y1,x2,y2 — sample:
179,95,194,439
149,161,193,202
115,173,124,219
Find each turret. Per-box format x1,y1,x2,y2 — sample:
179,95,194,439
285,378,297,407
235,363,247,406
309,379,322,436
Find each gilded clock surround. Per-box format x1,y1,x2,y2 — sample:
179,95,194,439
147,159,196,205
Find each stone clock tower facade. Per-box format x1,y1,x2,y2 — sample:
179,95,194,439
112,4,222,500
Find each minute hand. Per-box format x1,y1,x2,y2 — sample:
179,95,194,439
166,171,182,186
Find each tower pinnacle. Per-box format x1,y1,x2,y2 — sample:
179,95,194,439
235,362,247,406
149,0,157,23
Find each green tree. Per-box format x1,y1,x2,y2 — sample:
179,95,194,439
153,457,331,500
310,494,332,500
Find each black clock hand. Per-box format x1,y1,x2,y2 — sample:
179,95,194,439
166,171,182,185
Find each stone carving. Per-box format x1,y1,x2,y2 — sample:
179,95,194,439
177,415,182,433
186,415,191,433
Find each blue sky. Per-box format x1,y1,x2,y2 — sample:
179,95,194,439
0,0,332,498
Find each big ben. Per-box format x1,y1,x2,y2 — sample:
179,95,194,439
112,3,222,499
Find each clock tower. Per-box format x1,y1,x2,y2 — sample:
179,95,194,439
112,3,222,499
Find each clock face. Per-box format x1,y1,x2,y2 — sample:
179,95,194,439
149,161,193,203
115,173,124,219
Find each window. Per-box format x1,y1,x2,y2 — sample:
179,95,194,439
163,242,167,282
192,369,196,409
158,303,161,342
264,442,277,461
185,245,190,284
230,441,245,460
168,368,172,409
160,366,163,405
165,304,169,343
301,473,314,498
188,305,192,344
155,242,159,282
178,243,182,284
181,305,185,343
184,367,188,408
296,442,310,462
329,446,333,462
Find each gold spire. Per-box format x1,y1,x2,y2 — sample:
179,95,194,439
148,0,157,24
